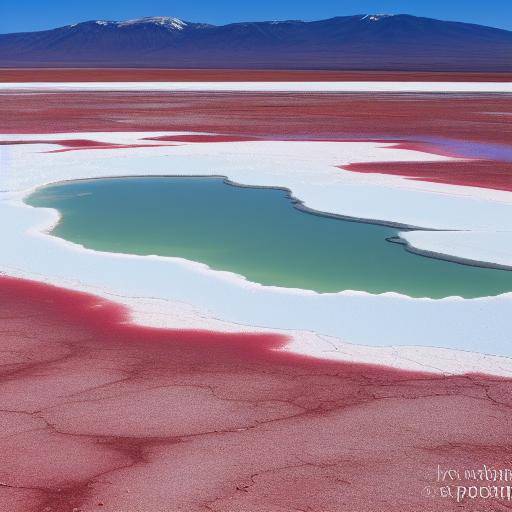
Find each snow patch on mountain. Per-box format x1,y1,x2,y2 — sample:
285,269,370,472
361,14,394,22
117,17,188,30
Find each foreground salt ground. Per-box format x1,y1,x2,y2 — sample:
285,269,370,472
3,277,511,512
1,132,512,374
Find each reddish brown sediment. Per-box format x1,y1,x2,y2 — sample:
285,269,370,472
2,91,511,196
385,141,464,158
1,91,511,148
144,136,460,156
0,139,116,147
342,159,512,192
47,143,174,153
0,275,511,512
144,134,262,143
0,136,441,149
2,90,510,195
1,68,512,83
0,138,175,153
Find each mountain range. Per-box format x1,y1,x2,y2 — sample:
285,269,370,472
1,14,511,71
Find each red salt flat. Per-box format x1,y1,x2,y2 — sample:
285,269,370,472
2,68,511,82
2,91,511,192
0,138,174,153
144,134,261,143
342,159,512,192
0,275,511,512
0,138,116,147
46,143,173,153
386,140,463,158
2,91,511,148
144,136,459,156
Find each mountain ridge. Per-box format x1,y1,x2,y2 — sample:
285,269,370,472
1,14,511,71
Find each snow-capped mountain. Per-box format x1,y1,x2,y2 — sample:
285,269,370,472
1,14,511,71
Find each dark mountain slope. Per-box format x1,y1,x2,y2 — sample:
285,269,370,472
1,14,511,71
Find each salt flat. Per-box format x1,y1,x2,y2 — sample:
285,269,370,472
1,81,512,92
1,132,512,374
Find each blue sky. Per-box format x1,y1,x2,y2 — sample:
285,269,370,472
1,0,511,33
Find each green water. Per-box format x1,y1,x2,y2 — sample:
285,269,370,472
26,176,512,298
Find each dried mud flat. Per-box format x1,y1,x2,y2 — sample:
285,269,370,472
0,276,511,512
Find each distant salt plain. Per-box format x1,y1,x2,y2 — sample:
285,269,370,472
1,81,512,93
1,131,512,375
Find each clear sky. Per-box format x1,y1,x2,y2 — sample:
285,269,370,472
1,0,511,34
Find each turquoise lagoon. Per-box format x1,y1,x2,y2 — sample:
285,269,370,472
25,176,512,299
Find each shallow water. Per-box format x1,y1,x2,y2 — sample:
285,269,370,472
26,176,512,298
